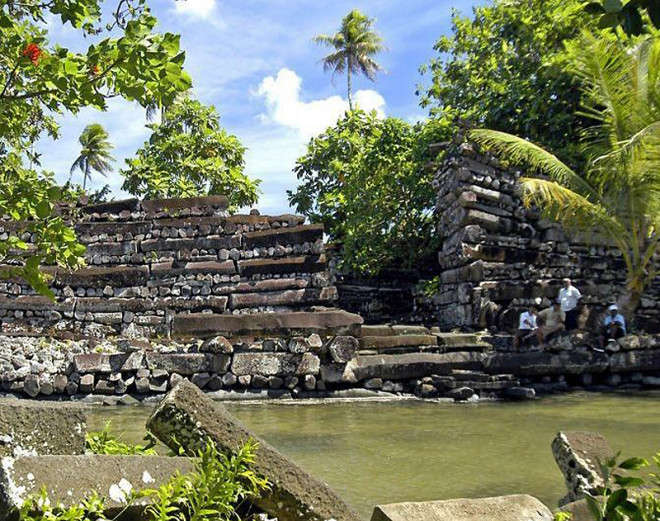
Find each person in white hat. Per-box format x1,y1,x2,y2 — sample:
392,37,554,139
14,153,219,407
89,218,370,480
599,304,626,348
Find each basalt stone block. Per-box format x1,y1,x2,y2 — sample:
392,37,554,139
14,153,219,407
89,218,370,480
232,353,298,376
370,495,552,521
484,351,609,377
75,221,152,237
359,335,439,350
141,195,229,215
0,401,87,456
610,349,660,373
147,381,361,521
140,236,241,252
243,224,324,249
81,198,140,215
237,255,327,277
86,241,138,256
146,353,210,376
552,431,614,506
56,266,149,288
73,353,111,374
152,259,236,277
228,288,332,309
172,310,363,338
0,296,74,313
346,352,486,382
328,336,358,363
0,455,193,521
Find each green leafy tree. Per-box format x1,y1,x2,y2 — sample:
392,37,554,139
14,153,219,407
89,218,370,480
314,9,386,110
0,0,191,295
70,123,115,191
470,34,660,318
289,110,451,274
121,98,260,209
585,0,660,36
419,0,595,169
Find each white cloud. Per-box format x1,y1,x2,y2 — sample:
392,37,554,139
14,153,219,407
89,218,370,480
172,0,216,18
256,68,386,139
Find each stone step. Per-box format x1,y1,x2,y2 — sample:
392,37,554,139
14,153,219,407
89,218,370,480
359,335,439,350
345,352,486,382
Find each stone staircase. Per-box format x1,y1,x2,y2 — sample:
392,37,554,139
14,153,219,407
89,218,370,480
351,324,532,400
358,325,493,355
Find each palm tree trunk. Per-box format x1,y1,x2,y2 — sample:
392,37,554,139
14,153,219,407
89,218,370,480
83,164,89,191
347,60,353,111
616,279,644,325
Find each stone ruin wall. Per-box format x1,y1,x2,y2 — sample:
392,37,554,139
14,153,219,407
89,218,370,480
0,195,338,338
417,141,660,333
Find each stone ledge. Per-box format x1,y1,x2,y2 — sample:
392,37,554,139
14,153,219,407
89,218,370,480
237,256,327,277
243,224,324,249
172,310,363,338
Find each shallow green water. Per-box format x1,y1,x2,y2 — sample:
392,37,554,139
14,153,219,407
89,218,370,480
88,392,660,517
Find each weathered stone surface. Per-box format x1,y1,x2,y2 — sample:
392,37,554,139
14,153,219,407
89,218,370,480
237,256,327,277
147,381,361,521
484,351,609,377
141,195,229,214
200,336,234,354
232,353,299,377
610,349,660,373
552,431,614,506
146,353,210,376
0,401,87,456
81,198,140,215
56,266,149,288
0,455,193,520
370,495,553,521
74,353,111,374
346,352,486,381
360,335,439,350
329,336,358,363
243,224,324,249
172,310,363,338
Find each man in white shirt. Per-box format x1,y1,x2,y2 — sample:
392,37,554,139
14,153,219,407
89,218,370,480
558,278,582,331
513,305,539,350
599,304,626,347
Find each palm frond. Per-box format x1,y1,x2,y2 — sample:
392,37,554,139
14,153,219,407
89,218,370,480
469,129,602,203
519,177,626,244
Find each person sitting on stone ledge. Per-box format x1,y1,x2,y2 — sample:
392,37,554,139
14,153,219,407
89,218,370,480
599,304,626,348
558,278,582,331
537,301,565,348
513,305,539,350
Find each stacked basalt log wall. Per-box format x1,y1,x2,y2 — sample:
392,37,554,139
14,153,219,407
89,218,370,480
0,196,338,338
416,141,660,332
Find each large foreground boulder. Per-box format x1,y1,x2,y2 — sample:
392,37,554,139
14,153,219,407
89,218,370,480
0,455,193,521
371,495,553,521
0,401,87,456
147,380,361,521
552,431,614,506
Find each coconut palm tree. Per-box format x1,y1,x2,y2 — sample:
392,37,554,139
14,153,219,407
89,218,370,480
314,9,386,110
70,123,115,191
470,33,660,319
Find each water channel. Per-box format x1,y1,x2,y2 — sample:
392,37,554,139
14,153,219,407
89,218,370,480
88,391,660,517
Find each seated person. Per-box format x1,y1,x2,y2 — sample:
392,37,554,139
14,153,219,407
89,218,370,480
513,306,538,349
599,304,626,348
537,301,566,347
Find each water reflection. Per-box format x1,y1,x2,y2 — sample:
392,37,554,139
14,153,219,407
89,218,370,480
88,391,660,517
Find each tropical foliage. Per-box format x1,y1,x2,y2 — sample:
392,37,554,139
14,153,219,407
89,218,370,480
70,124,115,191
470,34,660,316
121,98,260,209
19,437,269,521
419,0,595,169
289,109,451,274
314,9,385,110
585,0,660,36
0,0,191,295
86,422,157,455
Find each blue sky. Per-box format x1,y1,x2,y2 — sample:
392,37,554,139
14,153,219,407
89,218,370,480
38,0,478,214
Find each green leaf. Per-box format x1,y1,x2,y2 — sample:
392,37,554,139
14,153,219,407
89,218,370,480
35,200,51,219
603,0,624,13
606,489,628,511
618,457,649,470
613,475,645,488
